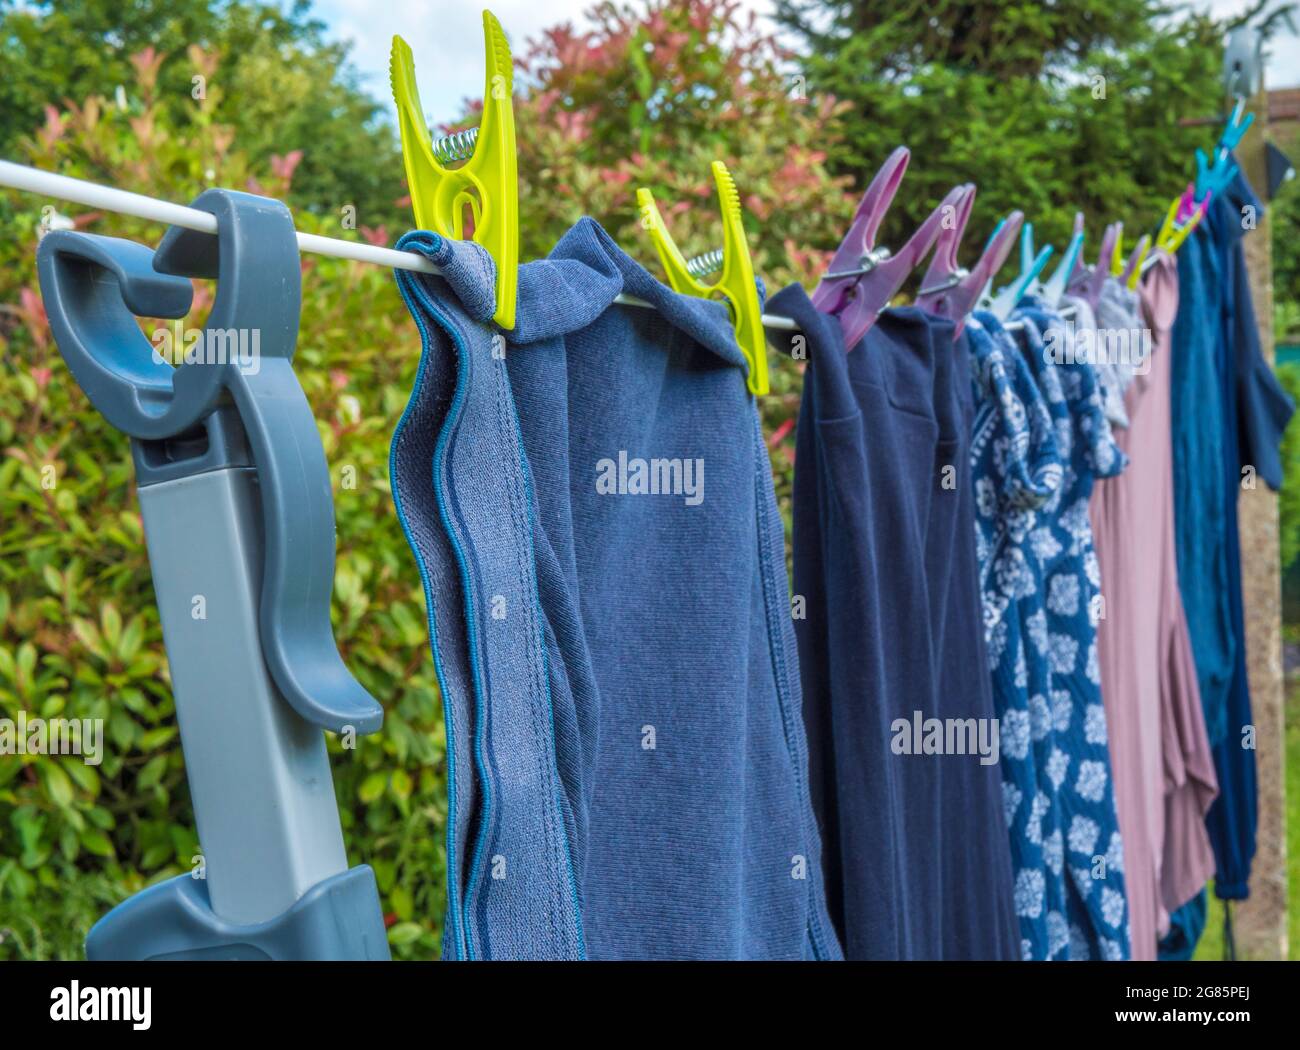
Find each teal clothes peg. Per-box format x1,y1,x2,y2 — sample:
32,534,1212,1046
1195,102,1253,201
1219,99,1255,152
985,221,1053,321
1195,147,1239,202
1039,224,1085,307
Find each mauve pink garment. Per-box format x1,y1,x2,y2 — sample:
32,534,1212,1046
1089,256,1219,960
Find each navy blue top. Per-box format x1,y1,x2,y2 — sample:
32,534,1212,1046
769,284,1020,960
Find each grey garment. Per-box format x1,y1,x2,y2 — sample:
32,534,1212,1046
1097,277,1149,425
1063,290,1130,429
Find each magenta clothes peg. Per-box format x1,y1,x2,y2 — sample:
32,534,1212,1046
1174,183,1199,225
946,211,1023,335
812,146,911,315
832,185,969,349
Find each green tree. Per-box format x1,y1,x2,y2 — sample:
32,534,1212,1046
0,0,405,229
773,0,1225,254
501,0,855,284
1272,124,1300,346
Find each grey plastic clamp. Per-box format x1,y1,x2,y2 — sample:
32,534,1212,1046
36,190,383,734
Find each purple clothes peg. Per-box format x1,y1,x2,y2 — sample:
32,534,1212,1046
1078,222,1120,309
814,180,968,350
812,145,911,315
914,184,976,307
921,209,1025,337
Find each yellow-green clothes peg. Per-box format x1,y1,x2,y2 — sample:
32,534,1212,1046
636,162,769,396
1155,193,1207,257
391,11,519,329
1124,234,1151,291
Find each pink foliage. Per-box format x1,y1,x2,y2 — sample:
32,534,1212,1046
18,287,49,351
270,150,303,185
128,48,165,94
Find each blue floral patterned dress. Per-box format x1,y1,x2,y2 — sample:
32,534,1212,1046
968,307,1131,960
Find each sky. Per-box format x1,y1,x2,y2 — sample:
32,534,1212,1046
311,0,1300,128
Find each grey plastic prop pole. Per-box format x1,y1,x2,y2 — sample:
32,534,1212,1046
35,190,390,960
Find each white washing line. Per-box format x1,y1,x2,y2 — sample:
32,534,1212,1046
0,159,441,276
2,160,1132,338
0,159,801,332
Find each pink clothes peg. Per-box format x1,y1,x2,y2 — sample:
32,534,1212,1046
938,211,1024,336
1157,188,1210,255
819,184,969,350
1174,183,1199,225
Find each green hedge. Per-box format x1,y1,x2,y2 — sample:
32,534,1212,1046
0,74,448,958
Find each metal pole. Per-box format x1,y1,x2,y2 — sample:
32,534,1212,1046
1233,46,1290,962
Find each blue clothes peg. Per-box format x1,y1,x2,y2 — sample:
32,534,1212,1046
985,221,1053,321
1195,147,1239,202
1219,99,1255,152
1195,102,1253,201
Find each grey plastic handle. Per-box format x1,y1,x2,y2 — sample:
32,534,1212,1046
36,190,382,735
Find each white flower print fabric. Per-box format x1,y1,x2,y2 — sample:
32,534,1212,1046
966,308,1131,960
